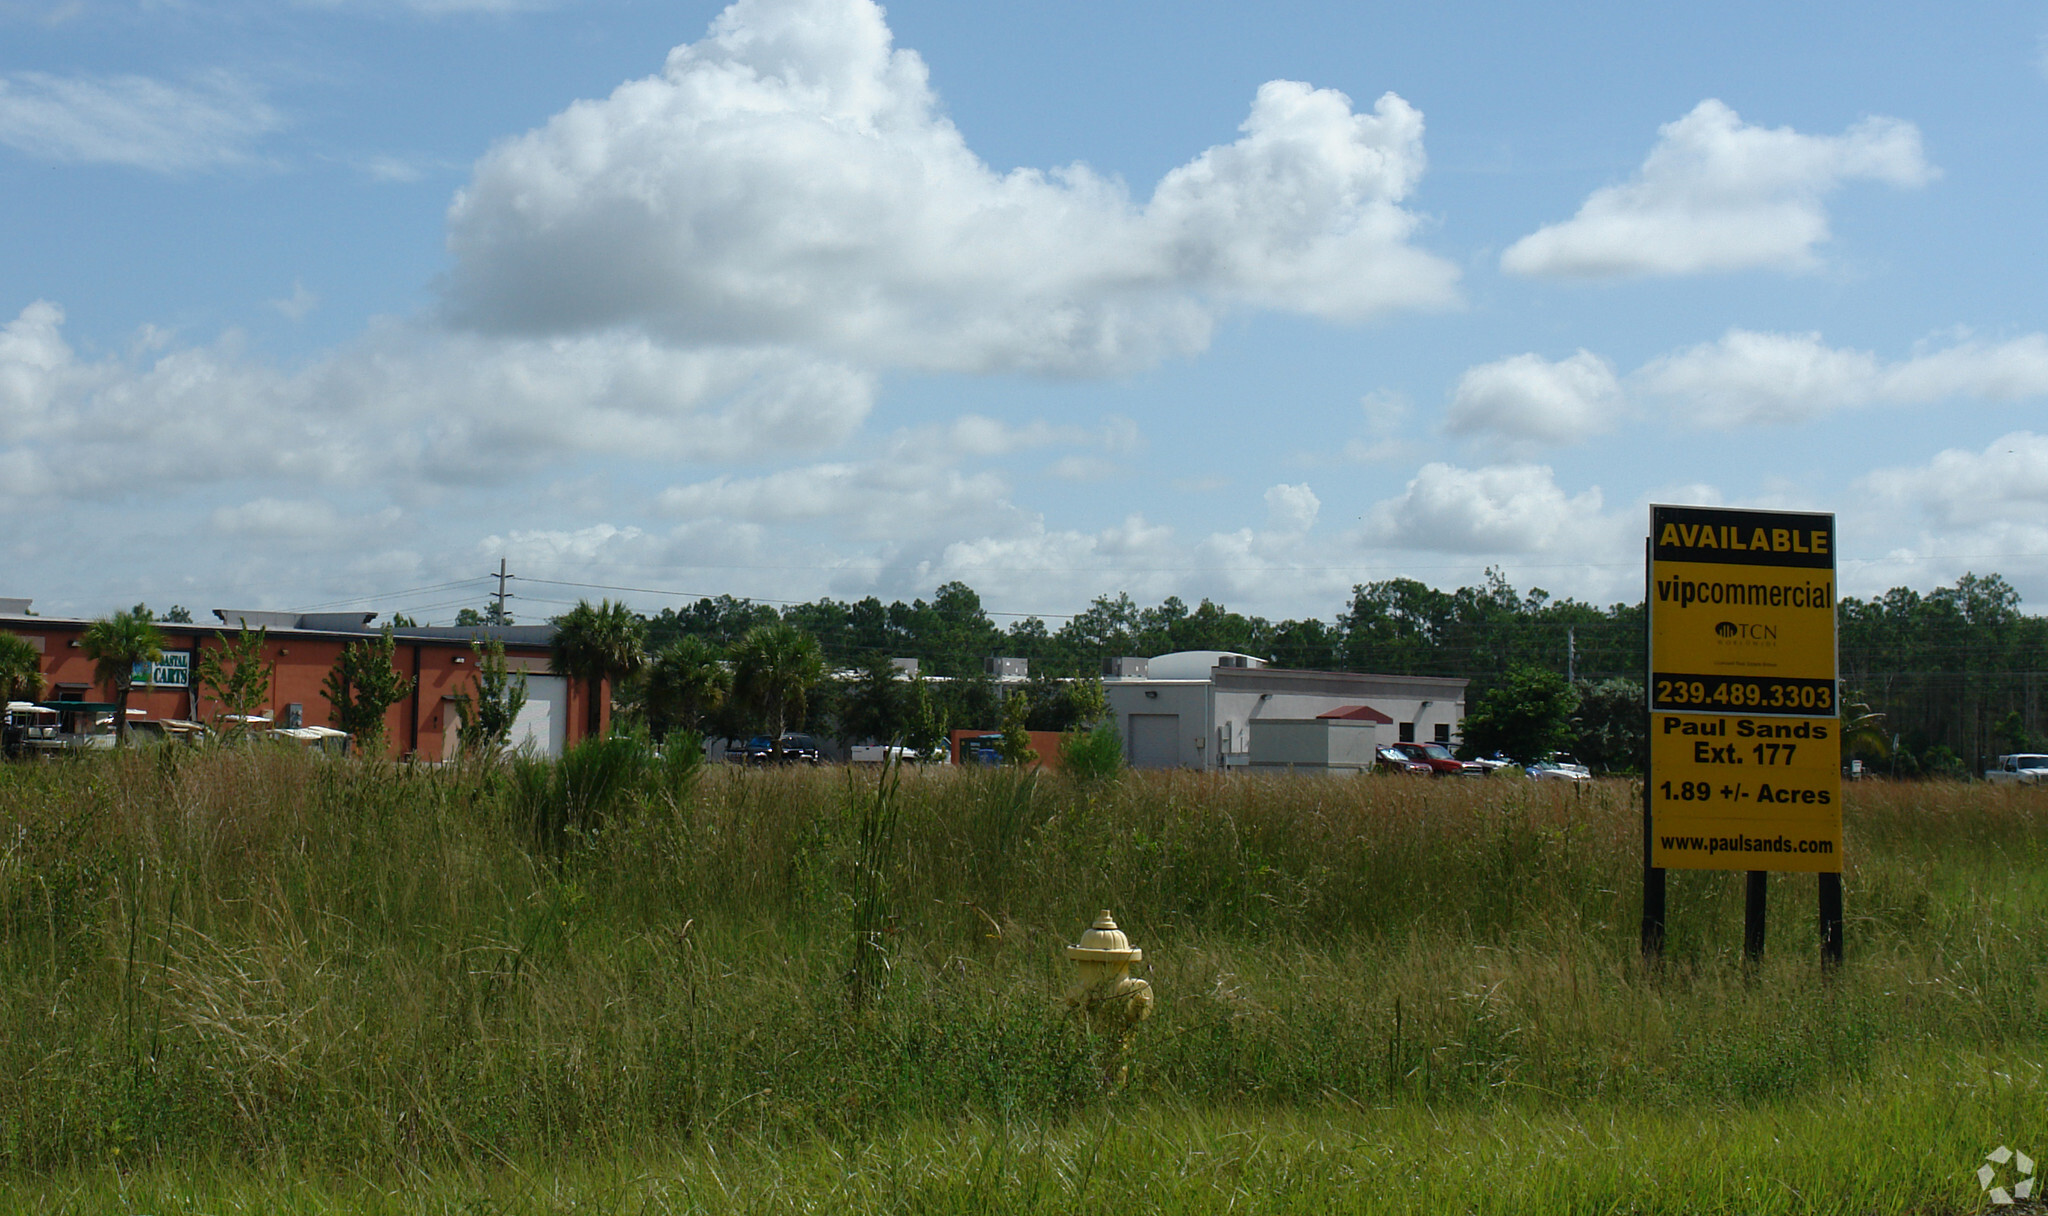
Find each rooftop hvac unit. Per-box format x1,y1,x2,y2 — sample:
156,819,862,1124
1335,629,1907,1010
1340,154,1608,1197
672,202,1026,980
1103,656,1149,679
985,656,1029,681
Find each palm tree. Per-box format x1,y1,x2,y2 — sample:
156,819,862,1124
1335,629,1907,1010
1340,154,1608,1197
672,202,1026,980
80,610,166,745
1841,693,1890,772
550,599,646,738
645,635,729,737
0,632,45,703
730,622,825,758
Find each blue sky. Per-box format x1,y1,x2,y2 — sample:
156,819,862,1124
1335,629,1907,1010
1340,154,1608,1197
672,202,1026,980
4,0,2047,626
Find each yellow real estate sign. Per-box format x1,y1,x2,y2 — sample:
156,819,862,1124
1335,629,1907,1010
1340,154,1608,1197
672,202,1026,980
1648,505,1842,873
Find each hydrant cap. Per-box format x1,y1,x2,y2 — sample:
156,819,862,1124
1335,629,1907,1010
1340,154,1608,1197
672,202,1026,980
1065,909,1143,963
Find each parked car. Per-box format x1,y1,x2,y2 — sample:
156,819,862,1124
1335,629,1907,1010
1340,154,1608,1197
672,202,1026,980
1391,741,1484,776
729,734,823,764
1375,746,1433,775
850,743,947,764
1986,754,2048,784
1527,754,1594,782
777,734,823,763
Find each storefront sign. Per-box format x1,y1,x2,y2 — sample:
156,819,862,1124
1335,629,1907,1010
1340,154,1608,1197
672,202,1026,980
131,651,190,688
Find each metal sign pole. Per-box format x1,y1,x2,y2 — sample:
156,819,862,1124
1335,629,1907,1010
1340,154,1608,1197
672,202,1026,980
1744,871,1767,963
1640,536,1664,964
1819,872,1843,970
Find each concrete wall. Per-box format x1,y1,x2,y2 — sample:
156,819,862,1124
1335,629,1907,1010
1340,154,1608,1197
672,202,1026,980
1247,718,1381,773
1102,680,1212,770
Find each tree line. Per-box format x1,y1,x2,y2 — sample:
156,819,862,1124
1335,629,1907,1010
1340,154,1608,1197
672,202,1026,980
549,573,1645,761
15,569,2038,774
588,569,2048,774
1837,573,2048,776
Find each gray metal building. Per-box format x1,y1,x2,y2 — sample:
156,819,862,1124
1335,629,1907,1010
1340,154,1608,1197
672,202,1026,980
1103,650,1469,772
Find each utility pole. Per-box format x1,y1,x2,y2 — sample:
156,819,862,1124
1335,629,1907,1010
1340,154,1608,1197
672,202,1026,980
1567,625,1576,683
491,558,515,625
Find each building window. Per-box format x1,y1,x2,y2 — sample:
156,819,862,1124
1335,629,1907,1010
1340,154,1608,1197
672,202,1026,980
1399,721,1415,743
1434,723,1451,745
54,684,87,702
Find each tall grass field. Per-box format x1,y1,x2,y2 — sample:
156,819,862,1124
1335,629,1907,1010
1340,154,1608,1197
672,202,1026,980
2,747,2043,1213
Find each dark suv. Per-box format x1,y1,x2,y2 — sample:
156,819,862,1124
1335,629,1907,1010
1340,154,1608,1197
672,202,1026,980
731,734,824,764
1391,741,1483,777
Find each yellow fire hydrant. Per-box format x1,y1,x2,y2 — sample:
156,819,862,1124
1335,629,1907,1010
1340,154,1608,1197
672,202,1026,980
1065,910,1154,1087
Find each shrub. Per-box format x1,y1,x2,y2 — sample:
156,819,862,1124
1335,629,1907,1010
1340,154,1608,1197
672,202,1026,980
1058,720,1123,780
997,690,1034,767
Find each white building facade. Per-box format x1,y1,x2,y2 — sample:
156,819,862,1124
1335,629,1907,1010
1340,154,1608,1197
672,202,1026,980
1103,651,1469,772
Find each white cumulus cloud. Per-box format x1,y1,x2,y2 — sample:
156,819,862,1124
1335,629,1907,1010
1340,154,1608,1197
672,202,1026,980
0,300,873,502
937,414,1139,459
1445,350,1624,448
1862,432,2048,529
1636,329,2048,428
656,460,1014,540
1849,433,2048,596
1501,99,1931,278
653,411,1144,540
1360,462,1610,555
1263,482,1321,532
0,70,282,173
442,0,1457,374
209,497,402,540
269,280,319,321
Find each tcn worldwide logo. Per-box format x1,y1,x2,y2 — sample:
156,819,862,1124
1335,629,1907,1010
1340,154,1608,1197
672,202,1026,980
1713,621,1779,645
1979,1146,2036,1205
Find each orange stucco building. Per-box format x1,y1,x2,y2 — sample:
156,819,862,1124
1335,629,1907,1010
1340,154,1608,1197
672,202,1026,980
1,602,606,759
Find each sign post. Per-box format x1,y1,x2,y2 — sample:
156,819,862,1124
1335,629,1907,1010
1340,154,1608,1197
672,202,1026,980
1644,505,1842,967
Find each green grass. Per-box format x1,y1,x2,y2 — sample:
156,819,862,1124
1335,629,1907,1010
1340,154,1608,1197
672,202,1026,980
16,1061,2043,1214
2,747,2045,1212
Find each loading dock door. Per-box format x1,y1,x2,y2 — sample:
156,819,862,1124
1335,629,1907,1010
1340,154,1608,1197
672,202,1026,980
510,675,569,758
1128,713,1181,770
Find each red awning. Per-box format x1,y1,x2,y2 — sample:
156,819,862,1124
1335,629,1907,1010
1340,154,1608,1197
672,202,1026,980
1317,704,1394,724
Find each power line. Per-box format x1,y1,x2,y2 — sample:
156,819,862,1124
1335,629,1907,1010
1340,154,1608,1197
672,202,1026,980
291,577,492,613
517,575,1085,620
473,548,2048,579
